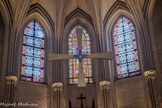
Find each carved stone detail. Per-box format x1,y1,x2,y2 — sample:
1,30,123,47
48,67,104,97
144,70,156,78
100,81,110,90
5,75,17,85
52,82,63,91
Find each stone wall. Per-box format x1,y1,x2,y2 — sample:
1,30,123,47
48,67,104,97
16,81,48,108
66,84,96,108
115,76,147,108
152,0,162,106
153,0,162,71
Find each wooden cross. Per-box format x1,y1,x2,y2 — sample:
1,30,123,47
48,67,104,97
48,28,112,87
77,93,86,108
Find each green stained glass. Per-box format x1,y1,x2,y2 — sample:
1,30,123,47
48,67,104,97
68,26,93,84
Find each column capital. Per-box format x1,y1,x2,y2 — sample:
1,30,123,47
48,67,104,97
52,82,63,91
6,75,17,84
100,81,110,90
144,70,156,78
100,81,110,86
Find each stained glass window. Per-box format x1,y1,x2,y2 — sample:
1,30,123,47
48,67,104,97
113,17,140,79
21,21,45,83
68,26,92,84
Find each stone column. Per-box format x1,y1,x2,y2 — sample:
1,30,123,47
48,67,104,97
144,70,156,108
100,81,110,108
4,75,17,107
52,82,64,108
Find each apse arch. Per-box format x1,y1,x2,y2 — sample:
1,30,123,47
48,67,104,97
62,9,101,86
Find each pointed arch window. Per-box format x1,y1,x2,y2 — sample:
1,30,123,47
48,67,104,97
68,26,93,84
21,21,45,83
113,17,140,79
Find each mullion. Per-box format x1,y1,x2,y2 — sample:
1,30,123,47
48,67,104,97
24,35,44,49
116,40,133,46
129,70,140,73
117,49,134,55
24,34,45,40
24,64,41,69
32,21,36,82
23,55,43,59
116,60,138,66
117,30,133,35
21,76,32,78
23,44,44,50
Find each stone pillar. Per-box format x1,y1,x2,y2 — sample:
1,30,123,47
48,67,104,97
144,70,156,108
52,82,64,108
100,81,110,108
4,75,17,107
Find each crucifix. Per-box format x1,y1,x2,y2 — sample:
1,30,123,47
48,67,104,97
77,93,86,108
48,28,112,87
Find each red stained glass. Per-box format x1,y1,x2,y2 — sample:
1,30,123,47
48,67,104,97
68,26,92,84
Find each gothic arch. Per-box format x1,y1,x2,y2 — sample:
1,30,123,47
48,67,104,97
0,0,13,23
61,8,102,88
104,9,142,80
14,5,55,84
103,1,129,29
104,0,155,73
103,9,146,108
62,8,101,107
27,3,54,31
64,8,94,28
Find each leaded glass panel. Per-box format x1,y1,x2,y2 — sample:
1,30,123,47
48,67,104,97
113,17,140,79
68,26,92,84
21,21,45,83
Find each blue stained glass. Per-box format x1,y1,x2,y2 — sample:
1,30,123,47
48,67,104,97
22,46,33,56
35,30,44,38
34,48,44,58
25,56,33,66
114,17,140,79
34,58,41,67
127,51,137,61
116,53,127,64
34,38,45,48
24,28,34,36
33,68,40,77
117,44,126,54
21,21,45,83
24,66,33,76
23,36,34,46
